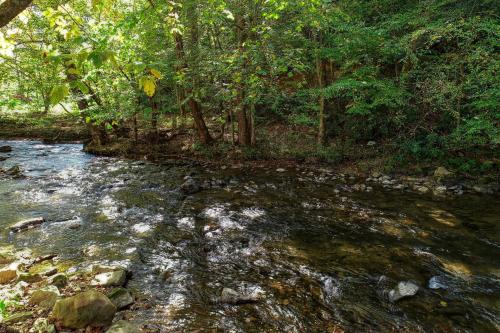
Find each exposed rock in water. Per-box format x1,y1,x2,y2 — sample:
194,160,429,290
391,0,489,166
91,269,127,287
106,320,142,333
220,286,265,305
389,281,419,302
9,217,45,233
49,273,68,288
29,285,60,308
0,156,7,161
180,177,201,195
0,145,12,153
108,287,134,309
52,290,117,329
0,165,23,178
29,318,56,333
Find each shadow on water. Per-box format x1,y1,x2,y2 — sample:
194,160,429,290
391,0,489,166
0,140,499,332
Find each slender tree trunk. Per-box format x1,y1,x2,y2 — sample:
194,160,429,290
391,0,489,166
171,2,212,144
234,14,253,146
150,98,159,143
316,40,327,146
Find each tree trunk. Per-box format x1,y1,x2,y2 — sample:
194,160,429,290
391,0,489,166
171,2,212,144
0,0,32,28
316,41,327,146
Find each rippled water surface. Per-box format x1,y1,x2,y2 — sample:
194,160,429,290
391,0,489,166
0,140,499,332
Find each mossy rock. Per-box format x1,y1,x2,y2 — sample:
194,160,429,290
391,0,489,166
52,290,116,329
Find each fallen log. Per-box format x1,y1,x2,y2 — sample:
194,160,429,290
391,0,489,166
9,217,45,232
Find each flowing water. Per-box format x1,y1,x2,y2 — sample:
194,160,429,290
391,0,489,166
0,140,499,332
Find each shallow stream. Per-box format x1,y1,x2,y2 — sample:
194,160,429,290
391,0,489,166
0,140,499,332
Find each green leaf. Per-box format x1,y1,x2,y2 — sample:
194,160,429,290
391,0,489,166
50,85,69,106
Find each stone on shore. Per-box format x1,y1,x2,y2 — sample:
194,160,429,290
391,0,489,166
434,167,452,178
49,273,68,288
108,287,134,309
52,290,117,329
91,269,127,287
0,263,19,284
29,285,60,308
1,311,33,324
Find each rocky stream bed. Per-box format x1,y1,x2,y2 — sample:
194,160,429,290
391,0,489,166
0,140,499,332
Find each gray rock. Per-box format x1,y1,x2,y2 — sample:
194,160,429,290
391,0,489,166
52,290,117,329
108,287,134,309
9,217,45,232
91,269,127,287
106,320,142,333
29,318,56,333
389,281,419,302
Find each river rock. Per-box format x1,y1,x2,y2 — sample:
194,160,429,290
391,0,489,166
2,311,33,324
180,177,201,195
91,269,127,287
0,263,19,284
52,290,117,329
29,318,56,333
0,156,7,161
49,273,68,288
220,286,265,305
17,272,43,283
0,145,12,153
428,276,448,290
29,262,57,277
389,281,419,302
108,288,134,309
29,285,60,308
434,167,452,178
106,320,142,333
9,217,45,232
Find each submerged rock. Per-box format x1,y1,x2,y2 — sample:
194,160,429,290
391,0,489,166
220,286,265,305
180,177,201,195
428,276,448,290
52,290,117,329
106,320,142,333
9,217,45,233
389,281,419,302
108,287,134,309
29,285,60,308
91,269,127,287
0,145,12,153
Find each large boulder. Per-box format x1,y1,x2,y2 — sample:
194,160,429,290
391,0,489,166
106,320,142,333
29,286,60,309
51,290,117,329
91,270,127,287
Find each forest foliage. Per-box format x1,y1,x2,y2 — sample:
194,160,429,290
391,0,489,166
0,0,498,171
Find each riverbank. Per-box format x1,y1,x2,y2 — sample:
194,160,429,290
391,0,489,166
1,114,498,194
0,114,89,143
